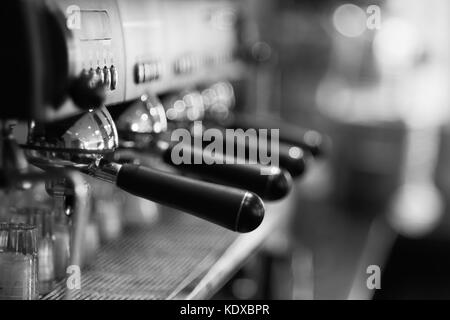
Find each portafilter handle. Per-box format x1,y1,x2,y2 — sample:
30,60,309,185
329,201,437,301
159,142,292,201
113,94,292,201
94,161,265,233
231,113,328,157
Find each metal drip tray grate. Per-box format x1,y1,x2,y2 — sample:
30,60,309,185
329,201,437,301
42,210,238,300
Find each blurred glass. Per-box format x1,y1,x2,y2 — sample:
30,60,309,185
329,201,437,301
0,182,51,223
119,155,161,227
52,195,71,281
25,208,56,295
122,193,160,227
316,1,407,215
90,179,124,243
1,184,57,295
315,0,449,235
0,223,38,300
80,218,100,268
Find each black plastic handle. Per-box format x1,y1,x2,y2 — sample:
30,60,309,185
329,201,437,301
231,113,327,157
213,133,308,179
115,164,265,232
277,142,308,178
163,144,292,201
232,139,308,178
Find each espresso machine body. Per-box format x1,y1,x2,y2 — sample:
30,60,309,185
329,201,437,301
0,0,310,301
1,0,242,122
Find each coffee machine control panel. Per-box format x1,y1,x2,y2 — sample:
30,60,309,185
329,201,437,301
1,0,240,121
57,0,240,111
57,0,127,105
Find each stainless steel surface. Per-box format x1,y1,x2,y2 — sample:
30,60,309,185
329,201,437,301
42,210,239,300
116,94,167,135
186,198,294,299
38,196,293,300
27,106,118,164
26,106,121,184
55,0,240,110
60,107,118,154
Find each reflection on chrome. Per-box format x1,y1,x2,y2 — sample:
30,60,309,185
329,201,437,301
116,94,167,135
26,106,118,164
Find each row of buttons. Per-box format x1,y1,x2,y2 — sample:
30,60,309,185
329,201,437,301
173,56,195,75
134,52,235,84
84,65,118,91
134,61,162,84
173,52,234,75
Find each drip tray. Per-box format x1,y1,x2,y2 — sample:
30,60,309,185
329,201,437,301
42,210,238,300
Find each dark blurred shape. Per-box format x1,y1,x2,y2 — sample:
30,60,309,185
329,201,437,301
115,164,265,233
329,120,407,213
435,124,450,212
68,70,107,110
231,113,329,157
375,235,450,300
162,146,293,201
1,0,73,120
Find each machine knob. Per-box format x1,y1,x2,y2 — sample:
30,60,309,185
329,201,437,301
110,65,118,90
103,66,112,89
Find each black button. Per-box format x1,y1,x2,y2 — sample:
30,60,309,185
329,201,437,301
96,67,104,86
134,63,145,84
110,65,118,90
104,66,112,88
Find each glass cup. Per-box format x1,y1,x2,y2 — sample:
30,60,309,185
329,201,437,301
91,179,123,243
25,209,56,295
0,223,38,300
80,219,100,268
50,194,71,282
53,215,71,281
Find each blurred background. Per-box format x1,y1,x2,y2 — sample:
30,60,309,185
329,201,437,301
221,0,450,300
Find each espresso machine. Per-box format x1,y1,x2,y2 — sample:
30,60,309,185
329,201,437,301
0,0,325,300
